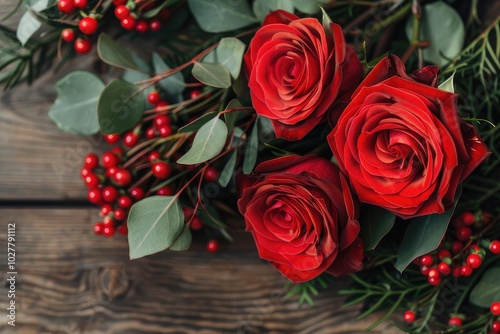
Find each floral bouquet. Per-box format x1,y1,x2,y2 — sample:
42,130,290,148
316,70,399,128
2,0,500,332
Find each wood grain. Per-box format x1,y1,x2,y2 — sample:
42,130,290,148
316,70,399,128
0,209,399,334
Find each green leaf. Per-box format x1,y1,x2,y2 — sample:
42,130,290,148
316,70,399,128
97,34,145,72
218,150,237,187
405,1,464,66
359,206,396,251
439,72,455,93
152,52,185,102
224,99,242,131
192,62,231,88
48,71,104,135
203,37,246,80
169,226,192,251
243,119,259,174
177,117,228,164
320,7,332,35
293,0,329,14
98,78,145,134
178,111,218,133
128,196,185,259
16,0,48,46
253,0,294,22
470,267,500,308
394,189,461,272
188,0,258,33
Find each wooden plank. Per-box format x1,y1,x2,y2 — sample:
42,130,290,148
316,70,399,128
0,208,399,333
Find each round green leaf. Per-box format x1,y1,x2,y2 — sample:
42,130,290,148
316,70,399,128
470,267,500,308
97,34,145,72
97,78,145,134
48,71,104,135
128,196,186,259
177,117,228,164
192,62,231,88
188,0,258,33
253,0,294,22
405,1,464,66
202,37,246,80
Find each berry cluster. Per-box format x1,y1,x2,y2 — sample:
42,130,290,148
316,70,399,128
81,85,222,252
57,0,96,54
112,0,170,33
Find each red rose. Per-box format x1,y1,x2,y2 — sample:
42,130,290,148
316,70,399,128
237,155,363,282
244,10,363,141
328,55,490,219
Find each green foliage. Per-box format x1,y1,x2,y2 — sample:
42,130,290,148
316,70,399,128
253,0,294,22
177,116,228,164
16,0,48,46
202,37,246,80
285,275,334,306
218,150,237,187
48,71,104,135
97,78,145,134
97,34,145,72
178,111,218,133
128,196,187,259
358,206,396,251
469,266,500,308
242,119,259,174
192,62,232,88
152,52,185,103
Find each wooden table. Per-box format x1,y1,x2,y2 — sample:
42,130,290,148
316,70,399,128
0,4,400,333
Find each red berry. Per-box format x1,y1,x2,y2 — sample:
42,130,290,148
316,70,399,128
87,188,102,204
113,169,132,186
204,166,219,183
466,253,482,269
103,216,115,227
153,114,171,128
490,240,500,254
145,127,157,139
420,255,434,267
206,240,219,253
147,90,161,105
113,0,126,5
74,38,92,54
460,211,475,225
491,302,500,316
482,212,493,224
117,224,128,235
111,147,124,156
456,226,472,241
451,240,464,254
190,216,204,231
152,162,172,179
114,208,126,221
135,20,149,33
448,316,462,327
159,8,171,21
158,125,173,138
73,0,88,9
102,186,119,203
428,275,441,285
469,244,481,252
100,204,113,217
121,16,136,30
102,152,120,168
58,0,75,13
492,320,500,332
156,186,174,196
79,17,98,35
123,131,139,147
403,310,416,323
106,167,118,178
149,19,161,31
80,168,91,179
451,265,461,277
420,265,430,276
94,222,104,234
438,262,451,276
460,264,473,277
130,187,145,201
118,195,133,209
437,249,451,260
104,133,120,144
190,90,201,99
61,28,75,42
114,5,130,19
183,207,194,220
103,226,115,237
84,153,99,169
154,100,169,112
84,174,100,189
148,151,161,163
427,267,440,279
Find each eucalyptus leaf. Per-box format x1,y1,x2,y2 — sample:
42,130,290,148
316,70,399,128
128,196,185,259
178,111,218,133
177,117,228,164
359,206,396,251
17,0,48,46
97,34,145,72
152,52,185,102
405,1,464,66
470,267,500,308
293,0,329,14
439,72,455,93
169,226,192,251
243,120,259,174
320,7,332,35
48,71,104,135
394,189,461,272
192,62,231,88
188,0,258,33
203,37,246,79
98,78,145,134
253,0,294,22
224,99,243,131
218,150,237,187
